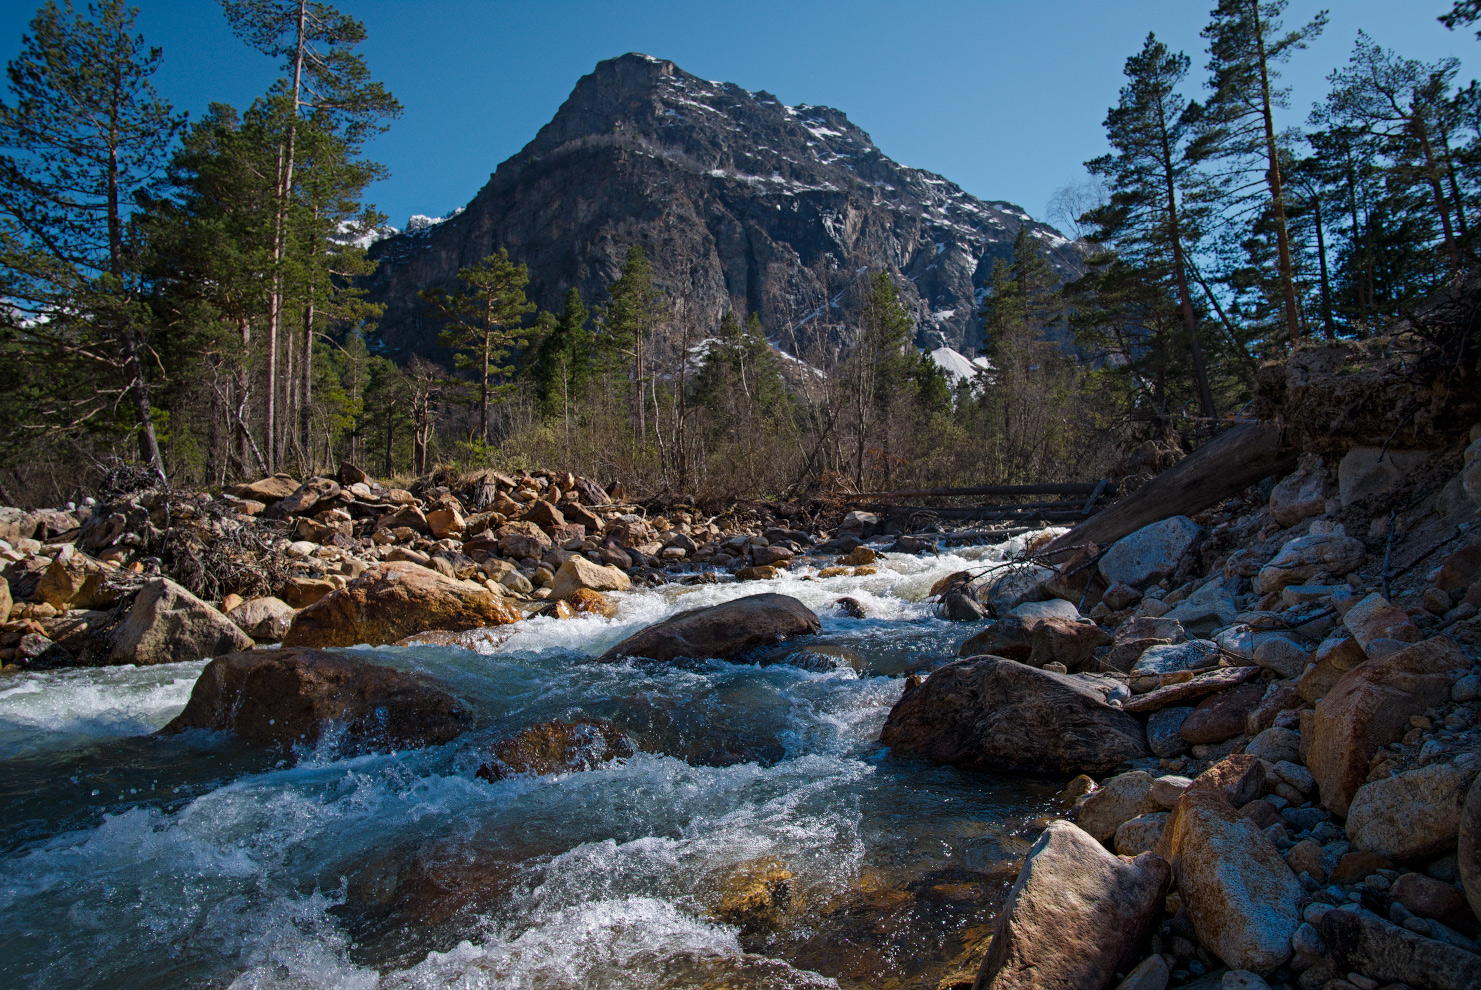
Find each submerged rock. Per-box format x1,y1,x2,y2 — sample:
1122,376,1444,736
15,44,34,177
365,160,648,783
475,718,634,781
159,648,470,751
598,593,820,662
974,819,1170,990
282,561,521,649
880,656,1148,775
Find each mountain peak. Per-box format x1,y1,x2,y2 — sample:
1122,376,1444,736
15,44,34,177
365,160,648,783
368,55,1082,362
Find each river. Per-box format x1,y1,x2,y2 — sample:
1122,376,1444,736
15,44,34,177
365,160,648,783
0,533,1062,990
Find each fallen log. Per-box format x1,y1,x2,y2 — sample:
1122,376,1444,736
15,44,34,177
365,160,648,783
1044,422,1294,554
842,482,1106,501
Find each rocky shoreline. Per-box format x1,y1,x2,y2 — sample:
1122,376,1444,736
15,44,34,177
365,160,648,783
2,414,1481,990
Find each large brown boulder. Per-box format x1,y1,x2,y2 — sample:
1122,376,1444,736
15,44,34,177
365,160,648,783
881,657,1148,775
548,556,631,601
475,719,635,781
110,578,255,665
496,520,552,559
1308,637,1462,815
273,476,341,517
974,819,1170,990
227,473,299,503
282,561,521,649
159,648,469,751
598,593,819,662
1156,787,1302,974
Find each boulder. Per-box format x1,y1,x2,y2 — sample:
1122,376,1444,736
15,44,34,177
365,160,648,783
1010,598,1081,623
1339,446,1437,507
274,476,341,517
228,473,299,504
548,556,632,602
0,576,10,624
35,554,114,610
1251,635,1309,680
736,564,780,581
159,648,469,751
1186,755,1272,816
1434,544,1481,593
1178,683,1266,745
1074,770,1160,843
1345,760,1481,862
1268,461,1328,527
1115,813,1170,857
980,564,1055,614
1342,592,1422,660
974,819,1171,990
1307,637,1462,815
425,506,465,539
110,578,255,665
282,561,522,649
598,593,819,662
1147,707,1194,758
959,615,1036,661
1156,787,1302,974
226,596,296,641
1254,532,1366,594
280,576,335,609
1244,727,1301,766
1319,906,1481,990
1098,516,1201,590
881,657,1148,775
1028,618,1111,671
1161,581,1238,635
1130,639,1219,676
496,521,552,560
475,719,635,781
1463,774,1481,923
1389,873,1473,930
1245,683,1302,736
564,588,617,618
1465,437,1481,508
1106,616,1186,672
1121,665,1261,714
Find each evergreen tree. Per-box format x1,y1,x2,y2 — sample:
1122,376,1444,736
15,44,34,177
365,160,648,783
529,286,592,424
1083,33,1217,417
0,0,184,480
598,244,666,441
843,271,914,488
218,0,398,469
420,248,533,444
1200,0,1327,345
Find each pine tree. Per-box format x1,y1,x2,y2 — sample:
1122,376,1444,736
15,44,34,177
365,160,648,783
599,244,666,442
420,248,533,444
0,0,184,480
218,0,398,469
529,286,592,426
844,271,915,488
1083,32,1216,417
1319,33,1467,273
1200,0,1327,346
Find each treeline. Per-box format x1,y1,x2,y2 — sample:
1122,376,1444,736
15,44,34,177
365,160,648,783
1,0,1478,505
1062,0,1481,425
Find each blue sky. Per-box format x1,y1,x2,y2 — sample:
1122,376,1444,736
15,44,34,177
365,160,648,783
2,1,1479,232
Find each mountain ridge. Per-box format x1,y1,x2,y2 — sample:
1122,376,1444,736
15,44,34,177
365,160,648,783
363,52,1084,362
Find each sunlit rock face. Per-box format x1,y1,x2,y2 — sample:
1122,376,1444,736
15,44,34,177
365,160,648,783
363,53,1083,364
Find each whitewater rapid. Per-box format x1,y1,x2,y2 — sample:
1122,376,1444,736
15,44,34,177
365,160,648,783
0,532,1061,990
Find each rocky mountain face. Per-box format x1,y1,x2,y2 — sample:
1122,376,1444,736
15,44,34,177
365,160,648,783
364,53,1084,363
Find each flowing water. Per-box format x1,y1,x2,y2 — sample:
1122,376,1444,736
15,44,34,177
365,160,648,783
0,534,1065,990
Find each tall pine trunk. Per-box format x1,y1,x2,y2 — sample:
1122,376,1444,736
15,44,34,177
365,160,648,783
266,0,308,471
1251,0,1303,344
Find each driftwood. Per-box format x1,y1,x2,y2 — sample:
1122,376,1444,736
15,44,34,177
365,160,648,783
1045,422,1294,554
